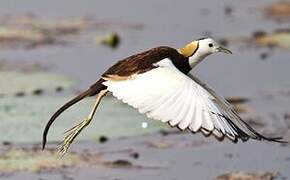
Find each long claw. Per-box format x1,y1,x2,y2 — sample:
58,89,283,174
57,90,107,156
58,118,91,155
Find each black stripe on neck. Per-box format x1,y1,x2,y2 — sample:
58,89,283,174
170,53,191,74
190,41,199,57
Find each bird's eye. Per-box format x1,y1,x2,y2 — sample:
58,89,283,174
208,43,213,47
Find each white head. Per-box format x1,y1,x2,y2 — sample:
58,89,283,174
178,37,232,68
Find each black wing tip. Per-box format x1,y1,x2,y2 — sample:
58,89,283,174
234,129,287,144
259,136,288,143
239,118,288,144
225,134,287,144
217,113,288,144
236,132,287,144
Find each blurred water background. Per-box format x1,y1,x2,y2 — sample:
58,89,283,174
0,0,290,179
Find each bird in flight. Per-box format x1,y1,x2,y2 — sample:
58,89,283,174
42,38,284,154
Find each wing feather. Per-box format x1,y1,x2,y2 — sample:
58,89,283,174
181,100,196,130
168,82,191,126
178,85,195,130
103,60,284,143
190,96,202,132
163,88,186,123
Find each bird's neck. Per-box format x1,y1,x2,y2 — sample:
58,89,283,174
188,53,208,69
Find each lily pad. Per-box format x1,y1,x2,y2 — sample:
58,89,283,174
0,71,75,96
0,95,169,143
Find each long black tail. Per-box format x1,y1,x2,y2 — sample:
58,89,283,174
42,80,106,149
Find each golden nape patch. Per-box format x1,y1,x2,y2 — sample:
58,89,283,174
177,41,199,57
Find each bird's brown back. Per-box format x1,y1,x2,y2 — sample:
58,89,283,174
89,46,189,94
102,46,188,77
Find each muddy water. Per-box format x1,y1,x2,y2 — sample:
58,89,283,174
0,0,290,179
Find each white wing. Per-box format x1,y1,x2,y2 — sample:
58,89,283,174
103,59,282,142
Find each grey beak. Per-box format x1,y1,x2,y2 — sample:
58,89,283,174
217,46,232,54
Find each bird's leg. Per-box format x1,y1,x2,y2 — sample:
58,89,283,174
58,90,107,155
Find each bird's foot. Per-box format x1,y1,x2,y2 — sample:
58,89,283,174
58,117,91,156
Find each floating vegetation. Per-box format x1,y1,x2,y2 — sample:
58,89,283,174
226,96,250,114
0,14,143,49
0,146,101,172
264,2,290,21
0,27,64,49
220,29,290,50
0,15,144,31
0,60,49,72
103,159,133,168
253,29,290,49
0,144,163,173
215,171,279,180
0,71,75,96
129,152,139,159
146,141,173,149
98,135,109,143
226,96,249,104
98,32,121,49
145,139,209,149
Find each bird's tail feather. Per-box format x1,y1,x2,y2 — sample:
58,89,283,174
42,81,105,150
